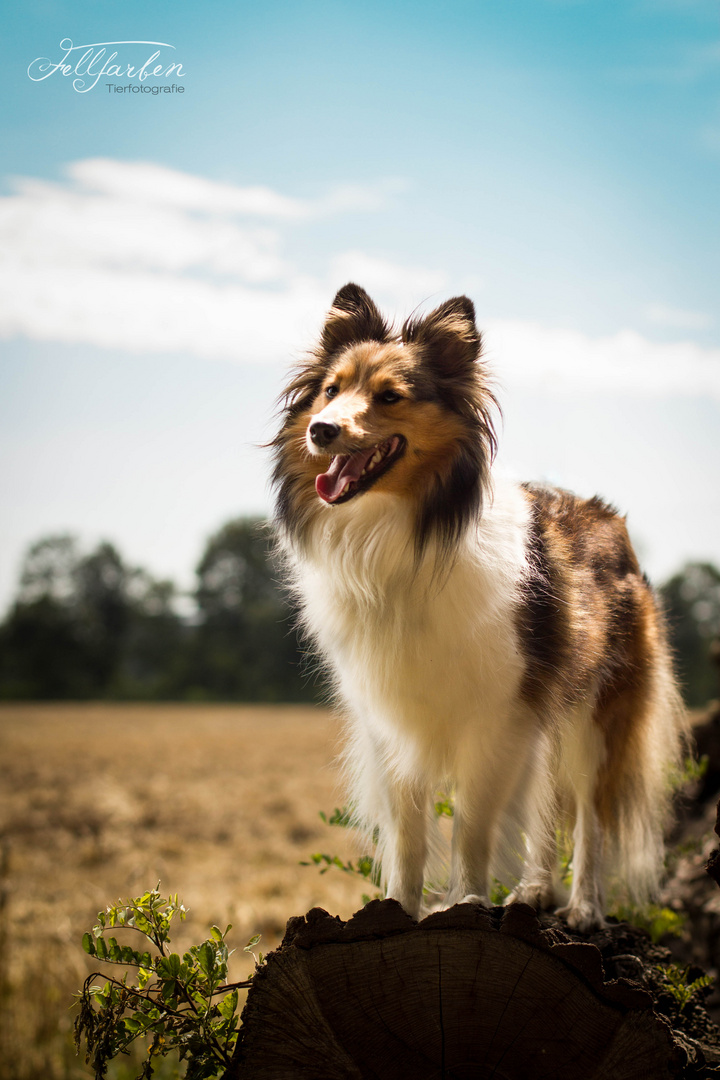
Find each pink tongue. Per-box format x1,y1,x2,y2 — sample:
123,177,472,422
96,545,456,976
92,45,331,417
316,447,377,503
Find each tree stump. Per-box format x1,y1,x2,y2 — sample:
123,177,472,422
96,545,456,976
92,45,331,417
224,900,712,1079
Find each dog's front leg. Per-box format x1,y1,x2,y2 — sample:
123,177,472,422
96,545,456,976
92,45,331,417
381,780,428,920
445,793,494,908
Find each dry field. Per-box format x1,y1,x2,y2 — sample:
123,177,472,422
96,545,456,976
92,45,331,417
0,703,368,1080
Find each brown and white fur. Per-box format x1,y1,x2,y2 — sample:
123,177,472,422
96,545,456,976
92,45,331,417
271,283,687,931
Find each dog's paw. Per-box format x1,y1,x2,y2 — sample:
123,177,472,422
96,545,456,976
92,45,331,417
506,881,557,911
442,892,491,910
555,901,605,933
459,893,490,907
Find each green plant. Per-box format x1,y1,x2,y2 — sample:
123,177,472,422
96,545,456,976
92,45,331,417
489,879,511,905
302,808,382,903
74,886,257,1080
433,793,454,818
671,753,709,790
318,807,354,828
658,963,713,1011
610,902,686,944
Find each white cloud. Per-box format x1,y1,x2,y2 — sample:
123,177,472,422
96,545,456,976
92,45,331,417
0,158,719,399
0,160,418,359
65,158,310,218
644,303,713,331
482,320,720,399
0,260,327,359
65,158,405,219
0,177,289,279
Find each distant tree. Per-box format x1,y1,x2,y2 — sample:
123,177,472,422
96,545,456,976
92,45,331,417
118,573,188,698
0,523,318,703
0,594,89,698
18,533,78,603
72,542,133,691
0,536,185,700
189,518,317,702
0,536,92,698
660,562,720,708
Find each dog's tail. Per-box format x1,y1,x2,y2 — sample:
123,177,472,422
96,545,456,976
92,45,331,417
598,632,690,906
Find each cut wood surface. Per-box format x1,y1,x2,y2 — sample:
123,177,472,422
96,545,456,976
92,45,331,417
226,900,693,1080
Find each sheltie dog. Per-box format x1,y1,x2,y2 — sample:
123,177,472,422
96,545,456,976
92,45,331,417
271,283,687,931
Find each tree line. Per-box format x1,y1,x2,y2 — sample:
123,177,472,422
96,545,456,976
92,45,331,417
0,519,718,706
0,520,316,702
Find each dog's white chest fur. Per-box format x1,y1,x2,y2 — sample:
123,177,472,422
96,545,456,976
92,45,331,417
290,479,530,779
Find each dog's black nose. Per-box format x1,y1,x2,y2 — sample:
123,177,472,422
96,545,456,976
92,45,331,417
309,421,340,448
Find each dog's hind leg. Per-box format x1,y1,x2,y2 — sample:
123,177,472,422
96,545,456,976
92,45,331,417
555,801,605,931
446,726,534,909
554,703,607,931
506,729,562,911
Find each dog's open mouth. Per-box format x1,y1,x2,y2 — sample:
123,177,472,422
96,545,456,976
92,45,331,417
315,435,405,504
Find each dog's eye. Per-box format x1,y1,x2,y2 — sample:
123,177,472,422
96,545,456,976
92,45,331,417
325,385,339,399
378,389,401,404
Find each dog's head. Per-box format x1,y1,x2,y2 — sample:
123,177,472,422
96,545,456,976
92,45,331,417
273,283,498,552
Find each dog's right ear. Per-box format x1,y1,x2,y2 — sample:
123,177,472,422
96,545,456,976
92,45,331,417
320,283,390,357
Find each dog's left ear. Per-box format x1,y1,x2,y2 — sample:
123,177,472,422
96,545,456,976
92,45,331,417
403,296,481,376
319,283,390,358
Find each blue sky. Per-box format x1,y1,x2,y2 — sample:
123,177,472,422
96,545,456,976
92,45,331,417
1,1,718,612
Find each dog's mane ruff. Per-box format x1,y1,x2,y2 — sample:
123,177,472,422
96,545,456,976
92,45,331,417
286,496,421,619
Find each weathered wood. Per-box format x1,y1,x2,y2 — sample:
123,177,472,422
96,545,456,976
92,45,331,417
226,901,688,1079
